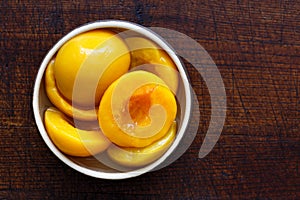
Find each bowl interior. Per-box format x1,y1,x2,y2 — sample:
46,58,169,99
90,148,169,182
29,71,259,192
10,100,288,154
33,20,191,179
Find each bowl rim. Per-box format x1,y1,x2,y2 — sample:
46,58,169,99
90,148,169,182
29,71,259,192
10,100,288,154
32,19,192,179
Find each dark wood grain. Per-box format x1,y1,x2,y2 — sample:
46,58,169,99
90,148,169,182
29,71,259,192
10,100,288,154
0,0,299,199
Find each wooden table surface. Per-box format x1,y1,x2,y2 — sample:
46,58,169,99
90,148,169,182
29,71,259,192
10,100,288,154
1,0,299,199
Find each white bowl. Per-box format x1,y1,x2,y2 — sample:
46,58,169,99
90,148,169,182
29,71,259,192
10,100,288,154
32,20,192,179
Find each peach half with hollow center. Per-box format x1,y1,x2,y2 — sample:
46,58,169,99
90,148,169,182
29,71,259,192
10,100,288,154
98,70,177,148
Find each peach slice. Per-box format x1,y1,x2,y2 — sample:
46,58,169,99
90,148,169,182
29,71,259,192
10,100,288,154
98,71,177,148
54,29,131,108
125,37,179,92
44,107,110,157
107,121,176,167
125,37,176,69
45,60,98,121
